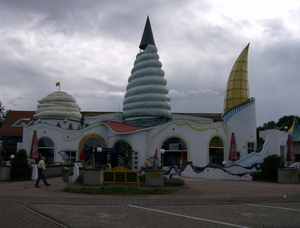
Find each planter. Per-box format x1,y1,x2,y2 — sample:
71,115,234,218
0,166,11,180
145,170,164,187
83,169,103,185
278,168,299,184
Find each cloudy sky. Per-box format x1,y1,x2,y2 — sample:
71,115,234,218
1,0,300,127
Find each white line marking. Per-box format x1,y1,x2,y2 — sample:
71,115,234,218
16,203,69,228
128,204,249,228
244,204,300,212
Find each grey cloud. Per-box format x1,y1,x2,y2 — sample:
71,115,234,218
259,18,289,38
169,88,220,100
251,40,300,84
0,1,300,127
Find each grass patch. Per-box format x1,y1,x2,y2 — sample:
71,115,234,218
163,178,185,187
63,187,177,195
1,177,31,182
138,174,185,187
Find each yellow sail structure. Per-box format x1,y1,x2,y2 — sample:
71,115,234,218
224,43,250,114
288,117,296,133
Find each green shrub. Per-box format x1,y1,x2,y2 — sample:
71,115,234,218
10,149,31,179
251,171,263,181
138,174,146,183
260,155,284,182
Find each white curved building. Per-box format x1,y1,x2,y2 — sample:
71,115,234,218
17,16,287,179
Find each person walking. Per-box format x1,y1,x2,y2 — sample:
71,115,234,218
35,156,51,188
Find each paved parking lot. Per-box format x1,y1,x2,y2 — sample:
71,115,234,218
1,177,299,227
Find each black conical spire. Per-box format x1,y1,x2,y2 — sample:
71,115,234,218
139,16,156,50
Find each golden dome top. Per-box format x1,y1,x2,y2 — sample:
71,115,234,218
224,43,250,114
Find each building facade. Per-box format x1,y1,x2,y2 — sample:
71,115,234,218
2,17,293,179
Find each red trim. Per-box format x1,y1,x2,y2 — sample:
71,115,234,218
102,121,146,132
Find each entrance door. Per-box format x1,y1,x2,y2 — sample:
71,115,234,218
161,137,187,168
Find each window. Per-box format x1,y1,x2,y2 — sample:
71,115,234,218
65,151,77,164
38,137,54,164
280,146,285,161
209,137,224,165
114,141,132,169
247,142,255,154
0,138,22,158
295,154,300,162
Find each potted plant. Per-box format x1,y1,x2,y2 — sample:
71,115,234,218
0,149,11,180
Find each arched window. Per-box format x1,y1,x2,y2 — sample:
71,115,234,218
209,137,224,165
78,133,107,167
38,137,54,164
161,137,187,168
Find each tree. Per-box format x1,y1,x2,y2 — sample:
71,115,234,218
262,120,277,129
0,101,10,129
256,115,300,151
260,155,284,182
252,154,285,182
277,115,300,131
10,149,31,179
257,115,300,132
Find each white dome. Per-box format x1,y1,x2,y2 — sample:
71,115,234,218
33,91,82,121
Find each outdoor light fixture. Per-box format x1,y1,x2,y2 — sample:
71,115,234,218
96,147,102,166
160,149,165,167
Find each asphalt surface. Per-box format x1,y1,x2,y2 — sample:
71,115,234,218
0,176,300,228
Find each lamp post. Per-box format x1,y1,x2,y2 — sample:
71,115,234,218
160,149,165,167
222,160,227,167
96,147,102,167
